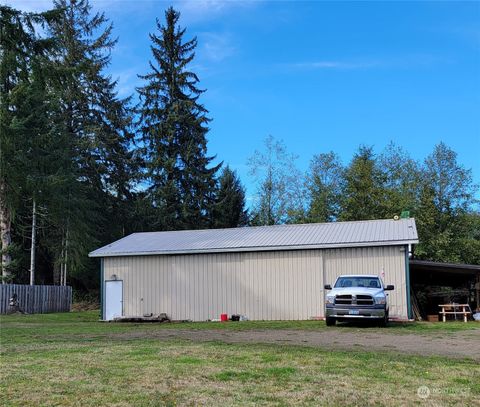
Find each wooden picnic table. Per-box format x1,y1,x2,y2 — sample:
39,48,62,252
438,304,472,323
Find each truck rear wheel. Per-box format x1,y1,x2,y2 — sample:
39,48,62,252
326,317,336,326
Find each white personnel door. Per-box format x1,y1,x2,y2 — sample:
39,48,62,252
105,280,123,320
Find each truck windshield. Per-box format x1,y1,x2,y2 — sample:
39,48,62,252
334,277,381,288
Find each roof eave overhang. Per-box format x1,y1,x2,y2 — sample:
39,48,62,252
89,239,419,258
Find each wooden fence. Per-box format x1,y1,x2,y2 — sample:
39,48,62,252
0,284,72,314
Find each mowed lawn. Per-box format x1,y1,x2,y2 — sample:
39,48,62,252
0,312,479,406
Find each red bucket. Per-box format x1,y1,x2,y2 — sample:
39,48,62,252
220,313,228,322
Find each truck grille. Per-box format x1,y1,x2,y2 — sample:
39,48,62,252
335,294,374,306
335,295,353,304
356,295,374,305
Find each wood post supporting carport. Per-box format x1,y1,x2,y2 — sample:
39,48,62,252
476,274,480,312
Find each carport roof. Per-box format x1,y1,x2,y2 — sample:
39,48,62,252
89,218,418,258
409,260,480,275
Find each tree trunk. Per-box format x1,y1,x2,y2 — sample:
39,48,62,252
29,199,36,286
0,178,12,284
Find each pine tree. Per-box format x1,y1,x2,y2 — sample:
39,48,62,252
414,183,447,260
46,0,137,285
211,166,248,228
0,6,34,282
378,142,420,218
10,45,65,285
0,6,61,282
339,146,387,221
137,7,220,231
49,0,136,196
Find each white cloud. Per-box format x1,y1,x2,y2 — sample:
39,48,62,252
288,60,381,71
111,68,142,98
176,0,258,23
199,31,236,62
285,54,443,71
180,0,229,15
6,0,260,25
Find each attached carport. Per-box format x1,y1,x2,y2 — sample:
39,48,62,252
409,260,480,319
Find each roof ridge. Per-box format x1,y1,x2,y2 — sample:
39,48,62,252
128,218,413,235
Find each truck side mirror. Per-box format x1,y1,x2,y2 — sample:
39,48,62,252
385,285,394,291
324,284,332,290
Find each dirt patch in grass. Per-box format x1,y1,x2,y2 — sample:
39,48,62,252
71,301,99,312
110,327,480,361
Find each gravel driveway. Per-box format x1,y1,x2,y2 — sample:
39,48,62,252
115,327,480,360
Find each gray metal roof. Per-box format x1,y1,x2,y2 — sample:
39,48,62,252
89,218,418,258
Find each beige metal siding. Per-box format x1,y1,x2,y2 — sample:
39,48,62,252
103,245,408,321
104,250,324,321
323,246,407,318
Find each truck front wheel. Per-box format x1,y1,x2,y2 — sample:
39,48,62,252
378,313,388,327
326,317,336,326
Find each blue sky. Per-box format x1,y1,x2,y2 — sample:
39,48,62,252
12,1,480,202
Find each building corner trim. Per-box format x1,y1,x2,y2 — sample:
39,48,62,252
100,258,105,321
405,246,412,320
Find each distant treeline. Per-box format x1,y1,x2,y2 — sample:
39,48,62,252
248,136,479,267
1,1,478,294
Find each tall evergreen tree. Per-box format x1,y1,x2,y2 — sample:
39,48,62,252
137,7,220,231
414,183,449,261
49,0,136,197
46,0,136,285
9,41,67,285
211,166,248,228
339,146,387,221
378,142,420,218
0,6,61,282
1,6,33,282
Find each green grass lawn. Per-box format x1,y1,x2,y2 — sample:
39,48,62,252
2,310,478,336
1,311,479,406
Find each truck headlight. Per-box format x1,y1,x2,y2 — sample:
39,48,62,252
326,295,335,304
375,296,386,305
